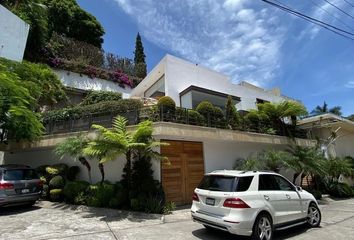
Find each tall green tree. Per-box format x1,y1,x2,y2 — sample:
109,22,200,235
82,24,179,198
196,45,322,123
311,101,342,116
54,136,92,183
225,96,240,129
0,64,44,142
133,33,147,78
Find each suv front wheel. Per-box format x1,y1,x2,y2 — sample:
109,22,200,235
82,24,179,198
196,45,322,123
252,213,273,240
307,203,321,227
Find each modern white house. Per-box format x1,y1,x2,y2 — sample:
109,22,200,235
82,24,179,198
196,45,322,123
2,54,316,205
0,4,29,62
131,54,293,112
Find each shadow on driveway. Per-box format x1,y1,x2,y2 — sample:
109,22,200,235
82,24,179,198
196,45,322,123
47,201,162,223
0,205,41,216
192,225,315,240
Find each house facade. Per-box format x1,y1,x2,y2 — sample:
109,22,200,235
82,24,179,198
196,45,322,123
131,54,292,112
2,54,315,205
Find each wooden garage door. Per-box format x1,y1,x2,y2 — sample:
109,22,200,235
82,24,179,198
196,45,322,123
161,140,204,205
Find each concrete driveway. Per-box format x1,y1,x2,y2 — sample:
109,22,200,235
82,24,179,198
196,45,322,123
0,198,353,240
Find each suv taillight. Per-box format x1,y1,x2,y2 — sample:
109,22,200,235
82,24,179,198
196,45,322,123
192,192,199,202
0,182,14,190
223,198,250,208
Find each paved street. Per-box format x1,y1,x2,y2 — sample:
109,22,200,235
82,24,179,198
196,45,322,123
0,198,353,240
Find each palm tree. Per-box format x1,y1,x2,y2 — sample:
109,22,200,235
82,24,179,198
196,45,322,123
311,101,342,116
257,101,308,136
284,145,326,187
54,136,92,183
84,116,168,191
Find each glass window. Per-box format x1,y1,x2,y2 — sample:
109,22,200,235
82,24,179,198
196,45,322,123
274,175,294,191
235,176,254,192
198,175,253,192
198,175,235,192
3,169,39,181
258,174,280,191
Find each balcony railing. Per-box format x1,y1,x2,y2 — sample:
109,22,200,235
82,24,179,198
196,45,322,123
43,106,308,139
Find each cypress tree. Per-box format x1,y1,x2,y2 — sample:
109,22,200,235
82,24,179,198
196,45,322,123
225,96,240,129
134,32,147,78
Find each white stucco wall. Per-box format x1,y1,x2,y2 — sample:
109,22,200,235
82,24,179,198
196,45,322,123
54,69,132,98
3,148,161,184
132,55,290,111
0,5,29,62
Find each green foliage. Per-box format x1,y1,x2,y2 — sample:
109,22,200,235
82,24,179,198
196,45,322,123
130,198,140,211
0,58,66,105
225,96,240,129
187,109,205,126
0,62,45,142
163,202,176,215
80,91,122,106
50,189,63,202
66,166,80,181
134,33,147,78
246,101,307,136
311,101,342,116
144,196,164,214
196,101,215,119
306,189,322,200
45,163,68,176
36,165,50,175
43,99,143,122
326,181,354,198
49,175,65,189
325,157,353,180
63,181,89,203
86,182,115,207
157,96,176,115
135,62,147,79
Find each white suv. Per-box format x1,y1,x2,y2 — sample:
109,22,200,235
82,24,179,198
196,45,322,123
191,170,321,240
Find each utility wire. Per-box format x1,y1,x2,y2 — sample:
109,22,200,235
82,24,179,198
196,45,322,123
343,0,354,8
322,0,354,19
261,0,354,41
309,0,354,32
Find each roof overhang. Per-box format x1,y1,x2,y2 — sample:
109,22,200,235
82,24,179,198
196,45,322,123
298,113,354,132
179,85,241,102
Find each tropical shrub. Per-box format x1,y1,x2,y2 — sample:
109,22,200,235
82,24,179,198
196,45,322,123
187,110,205,126
157,96,176,116
80,91,122,106
326,181,354,198
49,175,65,189
46,164,68,176
196,101,215,120
144,196,164,214
49,189,63,202
63,181,90,203
162,202,176,215
86,182,116,207
66,166,80,181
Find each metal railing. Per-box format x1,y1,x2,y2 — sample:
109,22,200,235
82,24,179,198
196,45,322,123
43,106,308,139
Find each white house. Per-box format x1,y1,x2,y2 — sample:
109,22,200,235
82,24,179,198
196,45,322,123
131,54,293,111
0,4,29,62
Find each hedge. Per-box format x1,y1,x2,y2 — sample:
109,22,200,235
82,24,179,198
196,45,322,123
80,91,122,106
43,99,143,122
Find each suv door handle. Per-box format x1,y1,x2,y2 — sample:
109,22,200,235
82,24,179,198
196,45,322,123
264,195,270,201
286,194,291,199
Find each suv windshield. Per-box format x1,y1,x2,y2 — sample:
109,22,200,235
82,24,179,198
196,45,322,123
3,169,39,181
198,175,253,192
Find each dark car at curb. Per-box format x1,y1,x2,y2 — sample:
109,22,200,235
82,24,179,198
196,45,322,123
0,164,42,207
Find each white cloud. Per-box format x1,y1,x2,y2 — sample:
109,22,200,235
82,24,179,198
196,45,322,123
346,81,354,88
113,0,284,87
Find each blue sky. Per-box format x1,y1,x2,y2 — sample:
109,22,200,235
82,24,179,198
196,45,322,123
77,0,354,116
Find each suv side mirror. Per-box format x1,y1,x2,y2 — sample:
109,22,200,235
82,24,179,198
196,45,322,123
296,186,302,192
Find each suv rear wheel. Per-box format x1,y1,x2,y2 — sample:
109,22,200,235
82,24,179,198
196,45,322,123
252,213,273,240
307,203,321,227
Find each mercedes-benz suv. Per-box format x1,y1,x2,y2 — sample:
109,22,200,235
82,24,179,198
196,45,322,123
0,164,43,207
191,170,321,240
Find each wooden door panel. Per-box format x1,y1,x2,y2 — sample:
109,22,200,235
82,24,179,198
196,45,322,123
161,140,204,205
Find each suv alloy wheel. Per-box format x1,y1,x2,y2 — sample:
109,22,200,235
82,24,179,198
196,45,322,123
252,213,273,240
